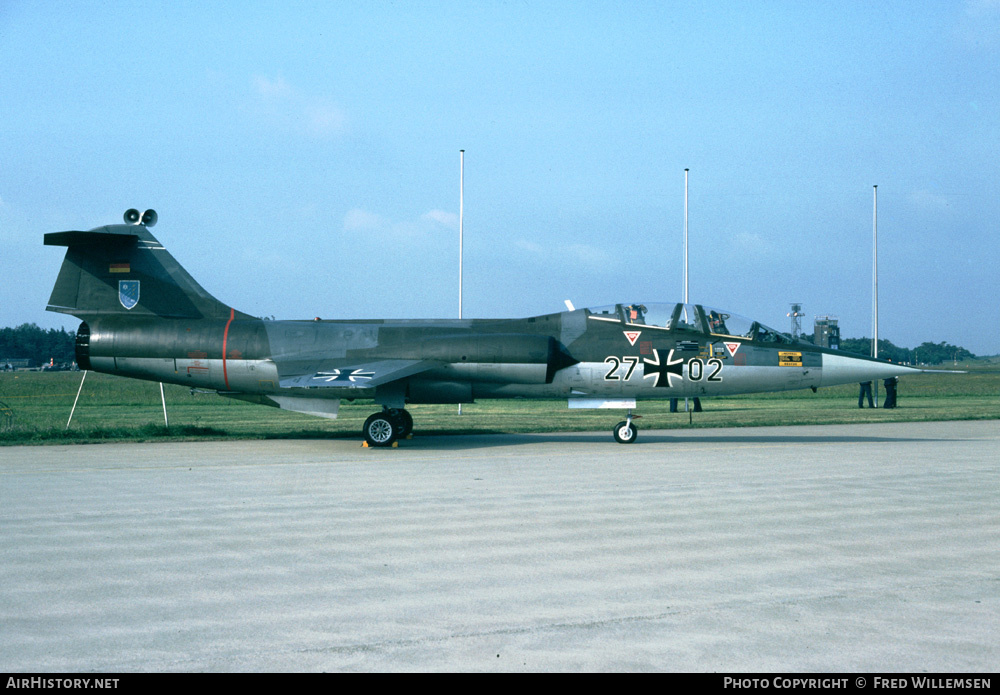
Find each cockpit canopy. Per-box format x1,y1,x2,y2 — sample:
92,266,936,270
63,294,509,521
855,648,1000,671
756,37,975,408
585,302,801,345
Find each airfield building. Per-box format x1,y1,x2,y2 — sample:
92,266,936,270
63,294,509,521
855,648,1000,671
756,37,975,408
814,316,840,349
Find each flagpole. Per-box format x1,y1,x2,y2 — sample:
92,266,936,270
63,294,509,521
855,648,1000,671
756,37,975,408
684,168,690,414
872,184,879,408
458,149,465,416
684,168,689,304
459,149,464,321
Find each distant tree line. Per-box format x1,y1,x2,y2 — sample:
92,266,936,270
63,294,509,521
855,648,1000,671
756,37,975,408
1,324,77,368
800,333,975,365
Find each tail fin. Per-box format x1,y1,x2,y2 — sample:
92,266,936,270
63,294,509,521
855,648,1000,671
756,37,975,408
45,217,253,321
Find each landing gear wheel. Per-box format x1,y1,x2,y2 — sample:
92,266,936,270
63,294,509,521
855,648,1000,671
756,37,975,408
364,412,398,447
613,420,638,444
388,408,413,439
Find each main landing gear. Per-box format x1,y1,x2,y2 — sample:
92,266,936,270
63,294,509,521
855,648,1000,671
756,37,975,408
364,407,639,446
363,408,413,447
613,411,639,444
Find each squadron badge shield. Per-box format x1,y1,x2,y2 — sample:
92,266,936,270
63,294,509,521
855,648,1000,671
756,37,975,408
118,280,140,310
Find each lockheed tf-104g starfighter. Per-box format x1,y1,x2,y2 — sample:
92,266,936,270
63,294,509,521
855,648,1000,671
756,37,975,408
45,210,919,445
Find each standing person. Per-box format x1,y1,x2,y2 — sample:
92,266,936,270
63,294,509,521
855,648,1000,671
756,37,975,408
858,381,874,408
883,377,898,408
670,397,703,412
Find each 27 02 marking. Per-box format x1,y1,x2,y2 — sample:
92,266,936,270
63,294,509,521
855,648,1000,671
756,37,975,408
604,355,723,382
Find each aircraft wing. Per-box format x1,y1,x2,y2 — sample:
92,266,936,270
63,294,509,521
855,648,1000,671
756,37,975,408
276,358,441,390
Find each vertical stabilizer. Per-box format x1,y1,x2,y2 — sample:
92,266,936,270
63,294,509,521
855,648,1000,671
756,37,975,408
45,219,252,321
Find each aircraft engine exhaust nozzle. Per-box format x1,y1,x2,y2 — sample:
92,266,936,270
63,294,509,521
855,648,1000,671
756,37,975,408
141,209,157,227
123,209,141,225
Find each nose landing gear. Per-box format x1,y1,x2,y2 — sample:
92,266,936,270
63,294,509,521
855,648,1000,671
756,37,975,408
613,410,639,444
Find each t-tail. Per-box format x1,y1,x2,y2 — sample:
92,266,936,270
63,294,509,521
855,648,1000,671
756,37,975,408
46,210,260,385
45,209,252,322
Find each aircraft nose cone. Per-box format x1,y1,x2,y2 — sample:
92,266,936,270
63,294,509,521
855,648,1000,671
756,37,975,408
820,353,922,388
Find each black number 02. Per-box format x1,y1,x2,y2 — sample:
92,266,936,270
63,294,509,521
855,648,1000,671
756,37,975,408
687,358,724,382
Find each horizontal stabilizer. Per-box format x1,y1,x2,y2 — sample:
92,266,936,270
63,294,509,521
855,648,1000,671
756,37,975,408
45,230,139,247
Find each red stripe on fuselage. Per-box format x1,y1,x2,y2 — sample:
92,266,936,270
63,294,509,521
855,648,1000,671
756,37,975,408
222,307,235,390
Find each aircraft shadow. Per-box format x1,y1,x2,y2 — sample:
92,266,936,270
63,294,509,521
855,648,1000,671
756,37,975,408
394,431,949,451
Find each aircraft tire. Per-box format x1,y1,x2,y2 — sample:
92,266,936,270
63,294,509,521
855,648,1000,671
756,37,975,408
389,408,413,438
613,421,638,444
364,413,398,447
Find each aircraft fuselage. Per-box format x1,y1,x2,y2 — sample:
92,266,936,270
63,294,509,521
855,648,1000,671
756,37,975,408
75,307,892,408
48,215,921,445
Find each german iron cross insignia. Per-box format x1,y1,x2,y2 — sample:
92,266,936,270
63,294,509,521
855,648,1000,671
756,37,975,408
312,368,376,383
642,348,684,387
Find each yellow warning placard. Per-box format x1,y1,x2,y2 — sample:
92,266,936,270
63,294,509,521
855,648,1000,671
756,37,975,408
779,351,803,367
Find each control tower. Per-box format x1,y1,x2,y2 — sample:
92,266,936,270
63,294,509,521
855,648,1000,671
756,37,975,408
814,315,840,349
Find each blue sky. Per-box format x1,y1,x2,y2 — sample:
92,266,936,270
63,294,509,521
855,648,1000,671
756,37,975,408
2,1,998,354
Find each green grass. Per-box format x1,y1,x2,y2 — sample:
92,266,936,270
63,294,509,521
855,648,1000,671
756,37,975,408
1,365,998,445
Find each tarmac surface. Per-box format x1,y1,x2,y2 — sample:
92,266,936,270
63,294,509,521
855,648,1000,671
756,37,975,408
1,420,997,672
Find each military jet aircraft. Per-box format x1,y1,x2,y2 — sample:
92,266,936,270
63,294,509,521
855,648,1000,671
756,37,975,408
45,210,920,445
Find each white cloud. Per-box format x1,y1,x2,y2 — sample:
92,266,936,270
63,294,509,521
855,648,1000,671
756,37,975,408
250,74,348,138
422,209,459,228
965,0,1000,20
909,189,953,214
343,208,387,231
566,242,614,268
511,237,614,271
515,239,545,255
253,74,293,99
732,231,773,257
305,101,348,137
343,208,459,240
955,0,1000,50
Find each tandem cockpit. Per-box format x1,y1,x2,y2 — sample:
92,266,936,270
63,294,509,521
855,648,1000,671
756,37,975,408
585,302,802,345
